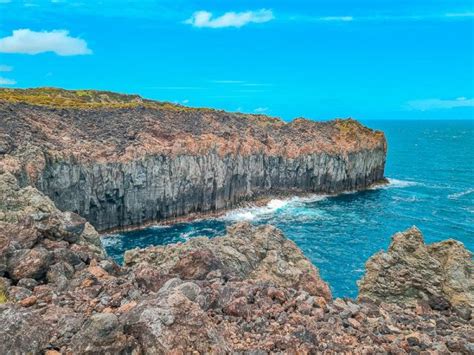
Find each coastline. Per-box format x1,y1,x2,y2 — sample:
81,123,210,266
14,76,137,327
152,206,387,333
101,178,390,235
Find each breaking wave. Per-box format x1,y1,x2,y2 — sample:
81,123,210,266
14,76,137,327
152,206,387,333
221,195,327,222
374,178,420,190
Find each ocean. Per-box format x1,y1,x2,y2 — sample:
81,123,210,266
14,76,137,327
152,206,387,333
102,120,474,298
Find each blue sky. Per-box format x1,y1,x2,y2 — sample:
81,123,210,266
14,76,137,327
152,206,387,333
0,0,473,120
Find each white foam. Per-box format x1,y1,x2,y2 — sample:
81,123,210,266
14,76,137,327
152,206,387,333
149,225,171,230
267,199,288,210
225,210,258,221
179,228,219,240
373,178,420,190
221,195,327,222
448,188,474,200
392,196,419,202
100,234,123,248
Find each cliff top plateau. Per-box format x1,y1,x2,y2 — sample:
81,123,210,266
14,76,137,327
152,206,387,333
0,170,473,354
0,87,385,168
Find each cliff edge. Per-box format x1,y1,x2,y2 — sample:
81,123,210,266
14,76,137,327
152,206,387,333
0,88,387,231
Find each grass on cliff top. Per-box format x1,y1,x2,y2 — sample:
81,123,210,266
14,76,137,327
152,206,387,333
0,88,371,132
0,87,286,125
0,87,214,112
0,290,7,304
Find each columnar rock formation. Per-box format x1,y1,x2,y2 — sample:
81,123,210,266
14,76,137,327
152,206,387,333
0,171,473,353
2,87,472,353
0,88,387,231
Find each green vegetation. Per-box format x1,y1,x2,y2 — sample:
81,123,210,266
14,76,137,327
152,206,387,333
0,289,7,304
0,87,208,112
0,87,285,127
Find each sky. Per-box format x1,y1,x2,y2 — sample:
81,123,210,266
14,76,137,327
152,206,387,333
0,0,473,120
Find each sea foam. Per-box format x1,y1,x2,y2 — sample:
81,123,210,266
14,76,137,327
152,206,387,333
222,195,327,222
448,188,474,200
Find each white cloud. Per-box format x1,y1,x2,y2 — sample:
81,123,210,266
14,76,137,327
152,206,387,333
182,99,189,104
0,77,16,85
319,16,353,22
147,86,202,90
254,107,269,113
185,9,274,28
0,65,13,72
294,12,474,23
407,97,474,111
212,80,246,84
0,0,12,3
445,12,474,18
0,29,92,56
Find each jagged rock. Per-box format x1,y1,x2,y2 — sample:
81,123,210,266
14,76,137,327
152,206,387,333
0,129,471,352
125,222,332,300
0,88,387,231
122,290,229,353
0,304,53,354
7,247,52,281
358,226,474,311
70,313,136,354
17,278,38,290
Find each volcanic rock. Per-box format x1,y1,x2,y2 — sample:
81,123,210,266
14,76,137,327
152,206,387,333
0,88,387,231
358,226,474,312
124,222,332,300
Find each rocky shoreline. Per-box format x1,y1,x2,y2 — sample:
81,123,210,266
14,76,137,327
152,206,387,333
1,170,473,354
0,88,387,231
0,88,472,353
101,178,389,234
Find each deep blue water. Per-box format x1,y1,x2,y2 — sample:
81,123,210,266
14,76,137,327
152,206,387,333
103,120,474,298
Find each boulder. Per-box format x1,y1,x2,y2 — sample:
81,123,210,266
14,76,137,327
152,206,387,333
70,313,136,354
125,222,332,300
358,226,474,310
122,290,229,353
0,304,52,354
7,247,52,281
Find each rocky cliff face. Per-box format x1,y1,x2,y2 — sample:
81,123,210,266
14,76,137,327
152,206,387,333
0,172,472,353
0,88,386,231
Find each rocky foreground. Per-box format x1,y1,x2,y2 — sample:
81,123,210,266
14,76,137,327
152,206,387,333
1,170,473,354
0,88,386,231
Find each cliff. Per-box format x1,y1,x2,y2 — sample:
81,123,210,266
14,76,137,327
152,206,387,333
0,88,387,231
0,172,472,353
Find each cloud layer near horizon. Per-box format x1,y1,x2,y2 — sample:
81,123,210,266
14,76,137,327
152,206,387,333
407,97,474,111
185,9,274,28
0,29,91,56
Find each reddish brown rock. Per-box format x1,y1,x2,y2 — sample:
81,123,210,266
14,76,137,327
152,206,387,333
0,169,472,353
125,222,332,300
19,295,37,307
7,247,52,281
358,226,474,311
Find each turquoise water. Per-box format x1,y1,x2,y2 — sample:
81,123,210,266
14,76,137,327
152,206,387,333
103,120,474,298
